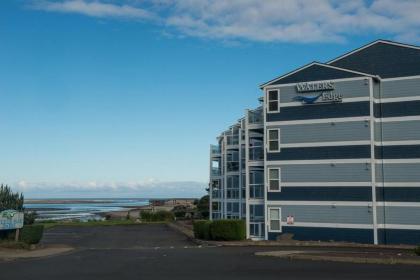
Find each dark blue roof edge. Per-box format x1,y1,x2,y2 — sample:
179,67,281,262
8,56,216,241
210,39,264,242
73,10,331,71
327,39,420,65
259,61,375,89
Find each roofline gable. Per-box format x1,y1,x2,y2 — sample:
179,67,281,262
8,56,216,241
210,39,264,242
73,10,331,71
328,39,420,65
259,62,375,89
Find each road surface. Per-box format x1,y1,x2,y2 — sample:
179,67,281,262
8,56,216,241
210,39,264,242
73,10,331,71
1,224,420,280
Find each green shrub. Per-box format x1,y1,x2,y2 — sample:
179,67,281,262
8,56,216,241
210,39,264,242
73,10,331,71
193,220,212,240
415,246,420,256
140,210,174,222
24,211,37,225
19,225,44,244
210,220,246,241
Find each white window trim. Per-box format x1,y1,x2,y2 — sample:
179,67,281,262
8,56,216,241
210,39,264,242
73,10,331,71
266,89,280,113
267,167,281,192
267,128,281,152
268,207,282,232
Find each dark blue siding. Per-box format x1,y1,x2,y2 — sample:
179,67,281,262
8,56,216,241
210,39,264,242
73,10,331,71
267,64,363,86
374,101,420,118
267,145,371,160
268,227,374,244
378,229,420,245
376,187,420,202
268,187,372,201
330,41,420,79
375,145,420,159
266,102,370,122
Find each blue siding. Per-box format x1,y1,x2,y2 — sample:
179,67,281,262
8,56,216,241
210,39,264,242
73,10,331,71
268,227,374,243
267,145,371,160
266,102,370,122
330,41,420,79
267,64,363,86
378,229,420,245
374,101,420,118
268,187,372,201
375,145,420,159
377,188,420,202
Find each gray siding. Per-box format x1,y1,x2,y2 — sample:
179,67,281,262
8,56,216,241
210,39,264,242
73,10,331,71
376,163,420,182
267,163,371,182
277,79,370,103
268,121,370,144
377,206,420,225
375,120,420,141
377,77,420,99
267,205,373,224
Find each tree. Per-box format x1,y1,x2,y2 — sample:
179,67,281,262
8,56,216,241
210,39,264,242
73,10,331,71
197,195,209,219
0,184,24,212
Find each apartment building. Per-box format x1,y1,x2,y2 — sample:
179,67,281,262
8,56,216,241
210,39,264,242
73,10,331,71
209,40,420,244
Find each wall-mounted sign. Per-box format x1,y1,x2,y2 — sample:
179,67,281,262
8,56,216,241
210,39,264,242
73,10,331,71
0,210,24,230
294,81,342,104
296,81,334,92
286,215,294,225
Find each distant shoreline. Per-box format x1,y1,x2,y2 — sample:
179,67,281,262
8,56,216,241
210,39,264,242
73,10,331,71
25,198,149,204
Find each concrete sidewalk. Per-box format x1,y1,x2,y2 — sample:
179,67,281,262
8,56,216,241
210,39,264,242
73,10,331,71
256,250,420,266
170,221,415,250
170,221,420,265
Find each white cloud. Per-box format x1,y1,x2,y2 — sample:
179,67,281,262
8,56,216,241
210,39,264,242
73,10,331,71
10,179,206,198
31,0,156,20
29,0,420,43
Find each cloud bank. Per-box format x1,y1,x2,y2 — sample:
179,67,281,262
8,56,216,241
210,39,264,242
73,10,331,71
12,180,206,198
29,0,420,43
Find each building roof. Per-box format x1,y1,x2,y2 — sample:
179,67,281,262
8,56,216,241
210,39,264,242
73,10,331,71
260,40,420,89
260,62,372,88
329,40,420,79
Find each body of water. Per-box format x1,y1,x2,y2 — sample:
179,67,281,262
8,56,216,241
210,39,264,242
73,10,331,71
24,198,149,221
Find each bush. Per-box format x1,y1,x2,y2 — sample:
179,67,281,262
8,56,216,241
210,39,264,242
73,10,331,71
210,220,246,241
193,220,212,240
193,220,246,241
19,225,44,244
415,246,420,256
140,210,174,222
172,205,187,219
24,211,37,225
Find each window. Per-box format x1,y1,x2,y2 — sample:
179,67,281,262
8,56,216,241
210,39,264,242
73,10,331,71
267,89,279,113
268,168,281,191
268,129,280,152
269,207,281,232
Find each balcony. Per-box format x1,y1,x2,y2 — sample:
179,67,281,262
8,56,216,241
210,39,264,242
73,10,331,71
227,162,239,172
249,184,264,199
212,190,221,199
226,135,239,146
249,146,264,161
211,167,221,176
248,108,263,125
210,144,221,156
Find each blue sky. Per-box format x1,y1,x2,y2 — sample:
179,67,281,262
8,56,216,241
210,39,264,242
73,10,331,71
1,0,419,198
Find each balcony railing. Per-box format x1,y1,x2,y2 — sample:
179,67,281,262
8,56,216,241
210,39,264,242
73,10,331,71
249,184,264,199
249,146,264,161
226,135,239,145
227,162,239,172
248,109,263,124
211,144,221,155
212,190,221,198
211,168,221,176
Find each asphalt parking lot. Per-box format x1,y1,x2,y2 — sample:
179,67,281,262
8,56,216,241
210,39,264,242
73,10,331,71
1,224,420,280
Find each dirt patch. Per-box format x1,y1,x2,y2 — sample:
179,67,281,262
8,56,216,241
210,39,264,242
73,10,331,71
0,245,74,261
